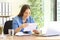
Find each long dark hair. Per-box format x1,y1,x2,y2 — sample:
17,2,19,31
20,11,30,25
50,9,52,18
18,4,30,17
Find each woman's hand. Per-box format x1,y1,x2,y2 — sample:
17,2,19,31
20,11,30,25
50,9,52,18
33,30,39,34
21,23,28,28
15,23,28,34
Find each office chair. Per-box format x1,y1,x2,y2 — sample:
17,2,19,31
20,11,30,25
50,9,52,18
4,20,12,34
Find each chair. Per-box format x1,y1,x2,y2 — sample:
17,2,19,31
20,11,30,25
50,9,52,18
4,20,12,34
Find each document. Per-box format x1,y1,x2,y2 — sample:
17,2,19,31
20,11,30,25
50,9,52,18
24,23,37,31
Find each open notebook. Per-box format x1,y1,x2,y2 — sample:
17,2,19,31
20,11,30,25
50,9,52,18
15,32,31,36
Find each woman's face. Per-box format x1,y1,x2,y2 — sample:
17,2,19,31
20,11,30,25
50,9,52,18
23,9,31,19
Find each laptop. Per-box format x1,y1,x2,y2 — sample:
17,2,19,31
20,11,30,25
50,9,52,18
36,22,60,37
38,28,60,37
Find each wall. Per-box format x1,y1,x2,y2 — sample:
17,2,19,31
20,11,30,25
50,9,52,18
0,0,28,18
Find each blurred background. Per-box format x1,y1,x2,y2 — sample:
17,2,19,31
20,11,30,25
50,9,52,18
0,0,57,30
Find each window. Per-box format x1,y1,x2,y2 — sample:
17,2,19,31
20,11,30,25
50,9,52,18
28,0,44,28
0,2,12,24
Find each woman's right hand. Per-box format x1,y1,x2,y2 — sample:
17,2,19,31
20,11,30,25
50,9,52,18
21,23,28,28
15,23,28,33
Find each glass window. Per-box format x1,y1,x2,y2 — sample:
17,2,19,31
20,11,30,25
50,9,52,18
28,0,44,28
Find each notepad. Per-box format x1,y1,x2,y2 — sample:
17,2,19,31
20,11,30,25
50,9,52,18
15,32,31,36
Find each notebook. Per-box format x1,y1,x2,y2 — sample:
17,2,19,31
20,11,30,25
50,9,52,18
15,32,31,36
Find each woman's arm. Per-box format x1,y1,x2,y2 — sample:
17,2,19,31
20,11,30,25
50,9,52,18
14,23,27,33
12,17,24,34
14,26,23,34
30,16,39,34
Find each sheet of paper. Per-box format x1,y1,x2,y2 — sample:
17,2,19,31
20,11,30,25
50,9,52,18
24,23,37,31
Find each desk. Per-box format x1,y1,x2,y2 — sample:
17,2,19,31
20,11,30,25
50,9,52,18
0,35,60,40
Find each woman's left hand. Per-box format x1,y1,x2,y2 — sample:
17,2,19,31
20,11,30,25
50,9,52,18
33,30,39,34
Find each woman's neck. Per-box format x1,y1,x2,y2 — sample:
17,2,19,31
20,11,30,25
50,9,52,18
22,17,26,20
22,17,27,23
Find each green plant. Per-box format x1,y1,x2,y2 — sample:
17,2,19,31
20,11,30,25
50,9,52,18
28,0,44,28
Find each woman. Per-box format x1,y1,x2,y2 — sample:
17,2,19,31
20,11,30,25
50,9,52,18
12,4,39,34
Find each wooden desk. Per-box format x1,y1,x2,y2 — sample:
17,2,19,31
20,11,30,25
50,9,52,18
0,35,60,40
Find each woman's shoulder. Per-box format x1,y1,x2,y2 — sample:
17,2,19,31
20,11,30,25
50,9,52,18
13,16,19,20
29,16,33,19
13,16,22,20
29,16,32,18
